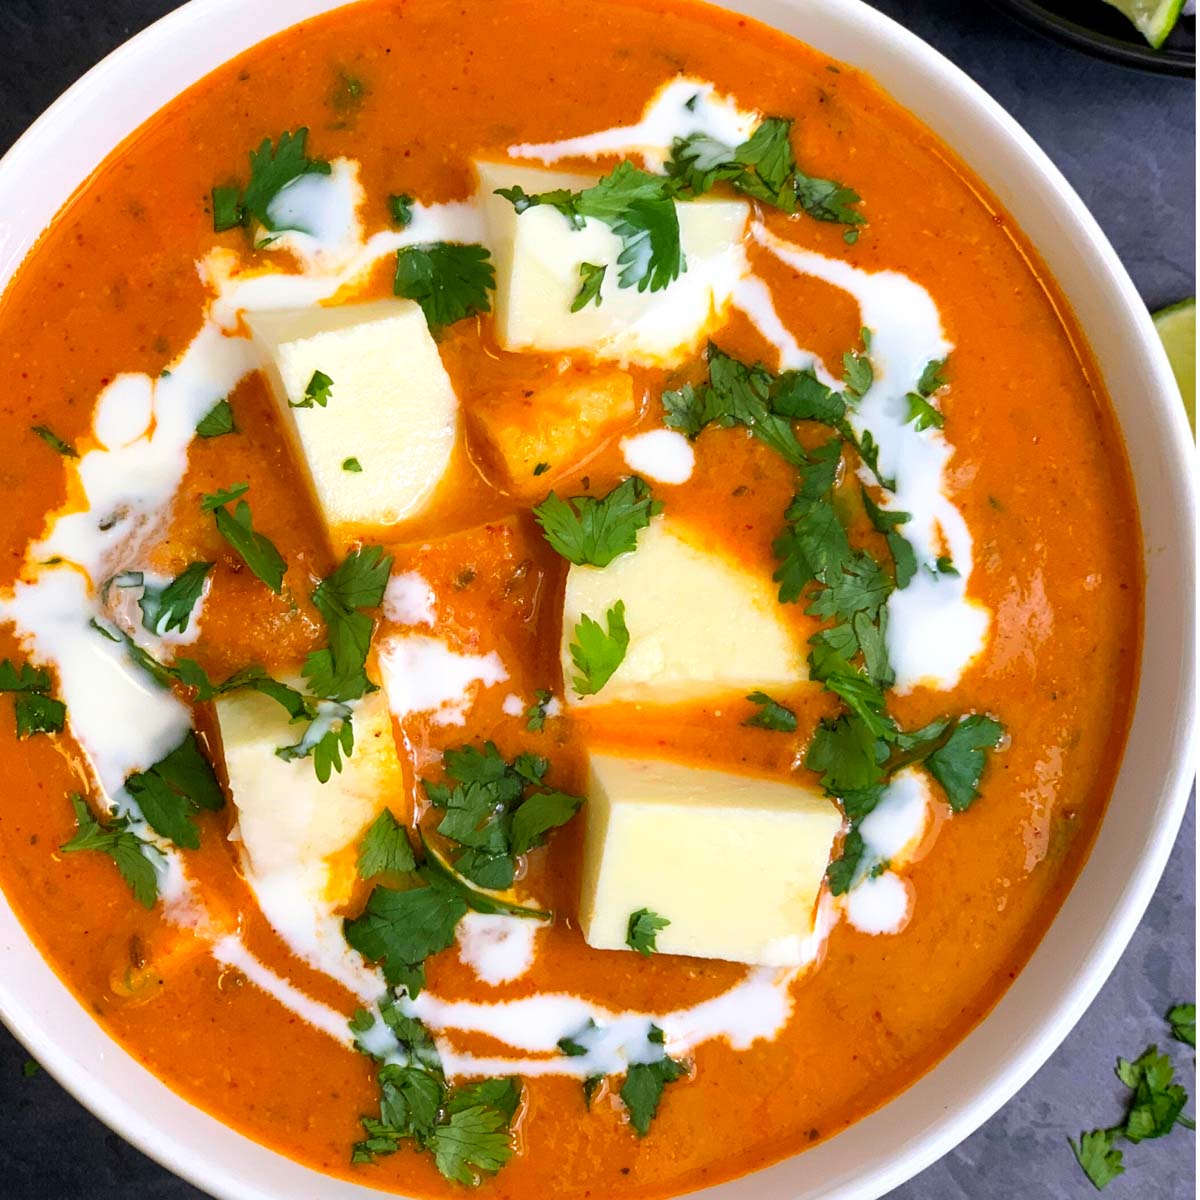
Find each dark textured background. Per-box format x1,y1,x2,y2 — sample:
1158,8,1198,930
0,1,1193,1197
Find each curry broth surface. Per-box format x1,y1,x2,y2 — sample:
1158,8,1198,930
0,0,1140,1196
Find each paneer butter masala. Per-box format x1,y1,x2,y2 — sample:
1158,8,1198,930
0,0,1140,1195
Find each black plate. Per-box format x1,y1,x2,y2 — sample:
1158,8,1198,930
990,0,1196,74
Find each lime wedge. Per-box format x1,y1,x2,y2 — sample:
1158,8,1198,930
1154,298,1195,433
1099,0,1185,47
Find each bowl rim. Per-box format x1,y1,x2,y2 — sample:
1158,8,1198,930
0,2,1193,1199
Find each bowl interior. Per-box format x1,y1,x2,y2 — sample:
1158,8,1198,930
0,2,1193,1199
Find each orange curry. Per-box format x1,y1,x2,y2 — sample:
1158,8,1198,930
0,0,1140,1197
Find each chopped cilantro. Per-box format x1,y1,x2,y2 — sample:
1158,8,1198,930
744,690,798,732
31,425,77,457
525,688,553,731
389,193,414,227
203,486,287,593
906,392,944,431
303,544,392,702
345,834,547,996
1070,1129,1125,1190
342,456,363,472
533,476,661,567
666,116,864,228
619,1027,688,1135
21,1060,40,1079
275,701,354,783
626,908,669,955
862,492,915,590
357,808,417,879
0,658,66,739
291,369,333,409
533,462,550,476
212,129,331,233
1168,1003,1195,1048
195,398,235,438
1070,1043,1194,1190
934,555,959,577
393,242,494,332
137,562,212,636
125,730,224,851
350,1005,519,1184
422,741,583,888
60,793,160,908
568,601,629,697
571,261,607,311
330,70,367,113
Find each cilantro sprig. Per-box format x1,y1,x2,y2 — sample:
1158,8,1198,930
0,658,66,739
1070,1041,1195,1190
533,477,661,567
125,730,224,851
619,1026,689,1136
350,1000,521,1185
196,398,235,438
211,129,331,234
303,545,392,703
422,741,584,890
498,160,684,294
665,115,865,229
344,827,550,997
60,793,160,908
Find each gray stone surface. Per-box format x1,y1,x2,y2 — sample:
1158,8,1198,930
0,2,1193,1198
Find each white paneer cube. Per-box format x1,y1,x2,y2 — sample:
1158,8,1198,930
215,684,405,905
477,161,748,367
561,516,807,706
580,752,843,966
247,300,458,552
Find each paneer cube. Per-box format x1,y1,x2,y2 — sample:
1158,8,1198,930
215,684,405,905
580,752,843,966
561,516,807,706
471,366,638,497
476,160,748,367
246,300,458,552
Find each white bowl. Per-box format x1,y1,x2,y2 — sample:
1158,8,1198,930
0,2,1193,1198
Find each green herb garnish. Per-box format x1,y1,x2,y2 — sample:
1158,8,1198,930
31,425,78,457
0,658,66,739
626,908,669,956
202,485,287,593
195,399,235,438
571,261,607,311
60,793,160,908
291,369,333,409
533,477,660,567
137,562,212,636
743,690,797,732
568,601,629,697
393,242,494,332
125,730,224,851
211,129,331,233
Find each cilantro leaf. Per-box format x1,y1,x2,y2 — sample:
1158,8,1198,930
125,730,224,850
357,808,416,879
1168,1003,1196,1048
389,194,414,228
1070,1129,1125,1191
806,713,887,796
430,1106,514,1185
572,261,607,311
744,690,797,732
200,481,249,511
137,562,212,636
825,827,866,896
1116,1046,1191,1142
620,1033,688,1135
394,243,494,332
906,392,944,431
0,658,66,739
303,545,392,702
510,790,584,856
569,601,629,696
862,491,916,590
275,704,354,783
500,161,684,293
627,908,670,955
525,688,553,732
925,715,1005,812
533,477,660,567
210,497,287,594
31,424,78,457
60,794,159,908
342,457,362,472
291,369,333,409
220,129,332,232
195,399,235,438
917,357,948,396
